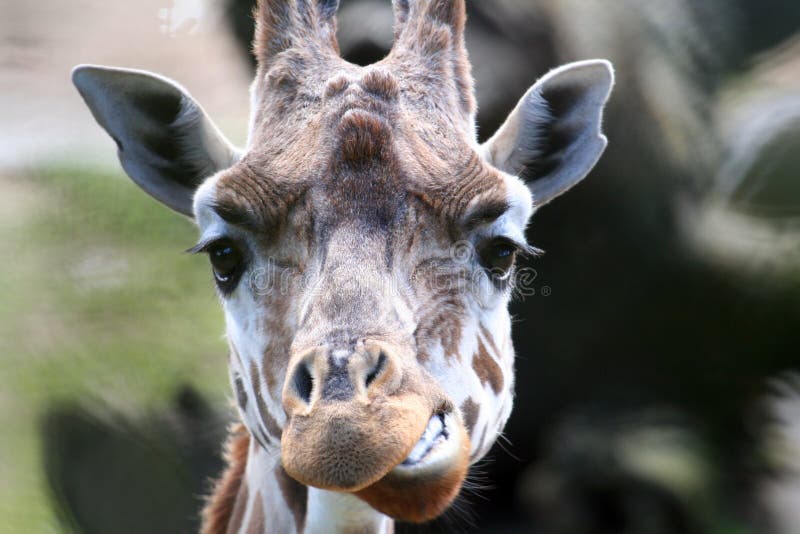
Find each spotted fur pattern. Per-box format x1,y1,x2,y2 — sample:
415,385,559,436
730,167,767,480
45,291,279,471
197,0,531,531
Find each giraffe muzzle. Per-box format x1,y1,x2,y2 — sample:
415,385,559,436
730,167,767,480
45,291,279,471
356,410,470,523
280,341,471,522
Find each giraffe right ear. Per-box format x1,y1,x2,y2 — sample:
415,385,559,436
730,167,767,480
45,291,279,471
482,60,614,208
72,65,240,217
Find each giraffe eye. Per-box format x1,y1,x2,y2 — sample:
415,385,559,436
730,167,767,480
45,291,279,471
207,240,244,289
478,238,518,277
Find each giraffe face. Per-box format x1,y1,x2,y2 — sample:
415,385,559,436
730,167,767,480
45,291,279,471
191,92,533,519
73,0,612,525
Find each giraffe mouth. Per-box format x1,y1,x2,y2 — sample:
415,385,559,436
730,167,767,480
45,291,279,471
401,413,448,466
394,411,461,473
355,409,470,523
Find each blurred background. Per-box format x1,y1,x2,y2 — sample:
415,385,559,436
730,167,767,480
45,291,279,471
1,0,800,532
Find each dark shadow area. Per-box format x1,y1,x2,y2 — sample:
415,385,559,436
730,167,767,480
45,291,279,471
42,387,227,534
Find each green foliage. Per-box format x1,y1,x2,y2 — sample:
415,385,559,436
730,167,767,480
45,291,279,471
0,165,229,533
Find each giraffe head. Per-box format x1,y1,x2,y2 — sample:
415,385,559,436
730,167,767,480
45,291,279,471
73,0,612,523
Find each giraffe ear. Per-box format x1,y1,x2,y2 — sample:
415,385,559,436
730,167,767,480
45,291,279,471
72,65,240,217
482,60,614,208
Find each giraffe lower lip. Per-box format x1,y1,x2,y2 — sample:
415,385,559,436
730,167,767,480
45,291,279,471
401,413,449,466
356,409,469,523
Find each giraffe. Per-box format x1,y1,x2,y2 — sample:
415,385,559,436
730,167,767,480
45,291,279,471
72,0,613,531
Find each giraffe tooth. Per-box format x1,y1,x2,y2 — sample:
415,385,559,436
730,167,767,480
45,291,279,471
402,413,446,465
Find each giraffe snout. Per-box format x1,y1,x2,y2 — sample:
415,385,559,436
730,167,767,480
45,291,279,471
283,341,402,412
279,340,445,494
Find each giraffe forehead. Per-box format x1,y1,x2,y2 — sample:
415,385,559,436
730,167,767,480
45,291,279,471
217,148,500,227
323,68,400,101
210,177,509,241
212,65,509,230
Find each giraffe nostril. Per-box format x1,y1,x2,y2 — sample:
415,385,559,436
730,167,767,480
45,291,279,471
365,351,387,388
293,363,313,404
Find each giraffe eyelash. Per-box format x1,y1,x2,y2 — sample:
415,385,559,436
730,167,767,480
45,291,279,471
483,237,542,260
186,236,228,255
516,242,544,259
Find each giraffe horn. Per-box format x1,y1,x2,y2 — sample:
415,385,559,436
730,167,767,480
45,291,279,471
388,0,475,118
391,0,411,40
254,0,341,69
390,0,466,50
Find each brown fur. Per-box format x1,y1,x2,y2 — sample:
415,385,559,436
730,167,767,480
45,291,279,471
202,425,251,534
261,295,297,396
355,422,470,523
472,338,504,394
460,397,479,437
281,362,439,491
250,361,282,443
203,0,510,529
413,295,465,362
338,110,393,164
389,0,474,119
360,69,400,100
275,465,309,533
254,0,338,71
324,74,350,98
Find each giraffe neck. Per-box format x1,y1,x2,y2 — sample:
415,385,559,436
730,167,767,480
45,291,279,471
209,428,394,533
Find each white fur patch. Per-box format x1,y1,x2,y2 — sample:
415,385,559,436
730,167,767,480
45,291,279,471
306,489,392,533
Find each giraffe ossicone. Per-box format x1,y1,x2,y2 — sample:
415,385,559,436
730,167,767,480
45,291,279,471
73,0,613,531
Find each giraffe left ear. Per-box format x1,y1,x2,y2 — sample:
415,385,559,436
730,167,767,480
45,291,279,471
482,60,614,207
72,65,240,217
